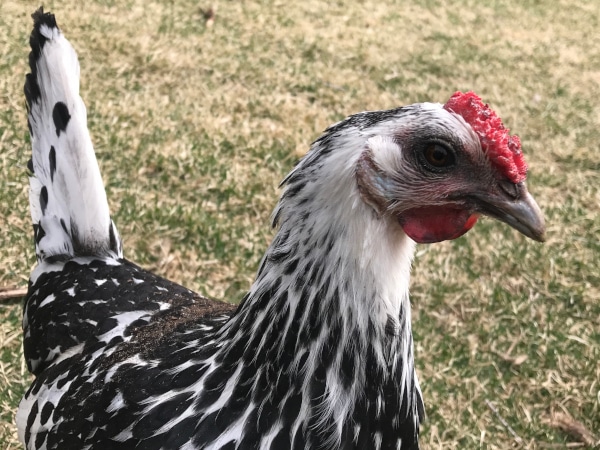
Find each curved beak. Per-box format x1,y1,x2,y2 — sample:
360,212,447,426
472,182,546,242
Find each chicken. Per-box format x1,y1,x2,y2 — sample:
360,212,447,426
17,8,545,450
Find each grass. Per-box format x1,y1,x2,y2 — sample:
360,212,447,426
0,0,599,448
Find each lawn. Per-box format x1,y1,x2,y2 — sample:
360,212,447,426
0,0,598,448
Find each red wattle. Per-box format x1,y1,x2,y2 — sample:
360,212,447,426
400,207,479,244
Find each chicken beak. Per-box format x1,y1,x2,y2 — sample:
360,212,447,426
473,182,546,242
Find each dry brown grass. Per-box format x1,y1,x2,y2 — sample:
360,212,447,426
1,0,599,448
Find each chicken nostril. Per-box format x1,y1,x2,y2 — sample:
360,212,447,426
498,180,521,199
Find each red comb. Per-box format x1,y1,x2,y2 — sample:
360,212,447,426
443,91,527,183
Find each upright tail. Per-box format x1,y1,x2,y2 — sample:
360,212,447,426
26,8,122,262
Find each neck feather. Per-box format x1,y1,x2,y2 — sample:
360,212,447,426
225,124,417,345
216,122,424,447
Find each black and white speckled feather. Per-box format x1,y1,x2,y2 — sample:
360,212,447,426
19,10,428,449
18,7,545,450
25,8,121,263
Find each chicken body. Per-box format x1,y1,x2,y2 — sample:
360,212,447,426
18,9,544,450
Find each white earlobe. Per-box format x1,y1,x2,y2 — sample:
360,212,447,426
366,135,404,174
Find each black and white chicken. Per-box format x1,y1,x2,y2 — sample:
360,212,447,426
18,8,545,450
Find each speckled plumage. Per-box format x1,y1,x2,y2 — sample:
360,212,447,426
18,8,544,450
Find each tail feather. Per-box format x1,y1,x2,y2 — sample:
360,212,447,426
26,8,122,262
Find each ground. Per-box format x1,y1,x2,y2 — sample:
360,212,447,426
0,0,599,448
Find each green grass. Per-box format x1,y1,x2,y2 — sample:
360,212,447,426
1,0,599,448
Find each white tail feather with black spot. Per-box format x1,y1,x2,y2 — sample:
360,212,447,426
26,8,122,262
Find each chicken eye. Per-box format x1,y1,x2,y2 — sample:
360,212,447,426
423,144,455,168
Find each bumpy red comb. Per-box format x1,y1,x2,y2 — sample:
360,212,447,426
444,91,527,183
